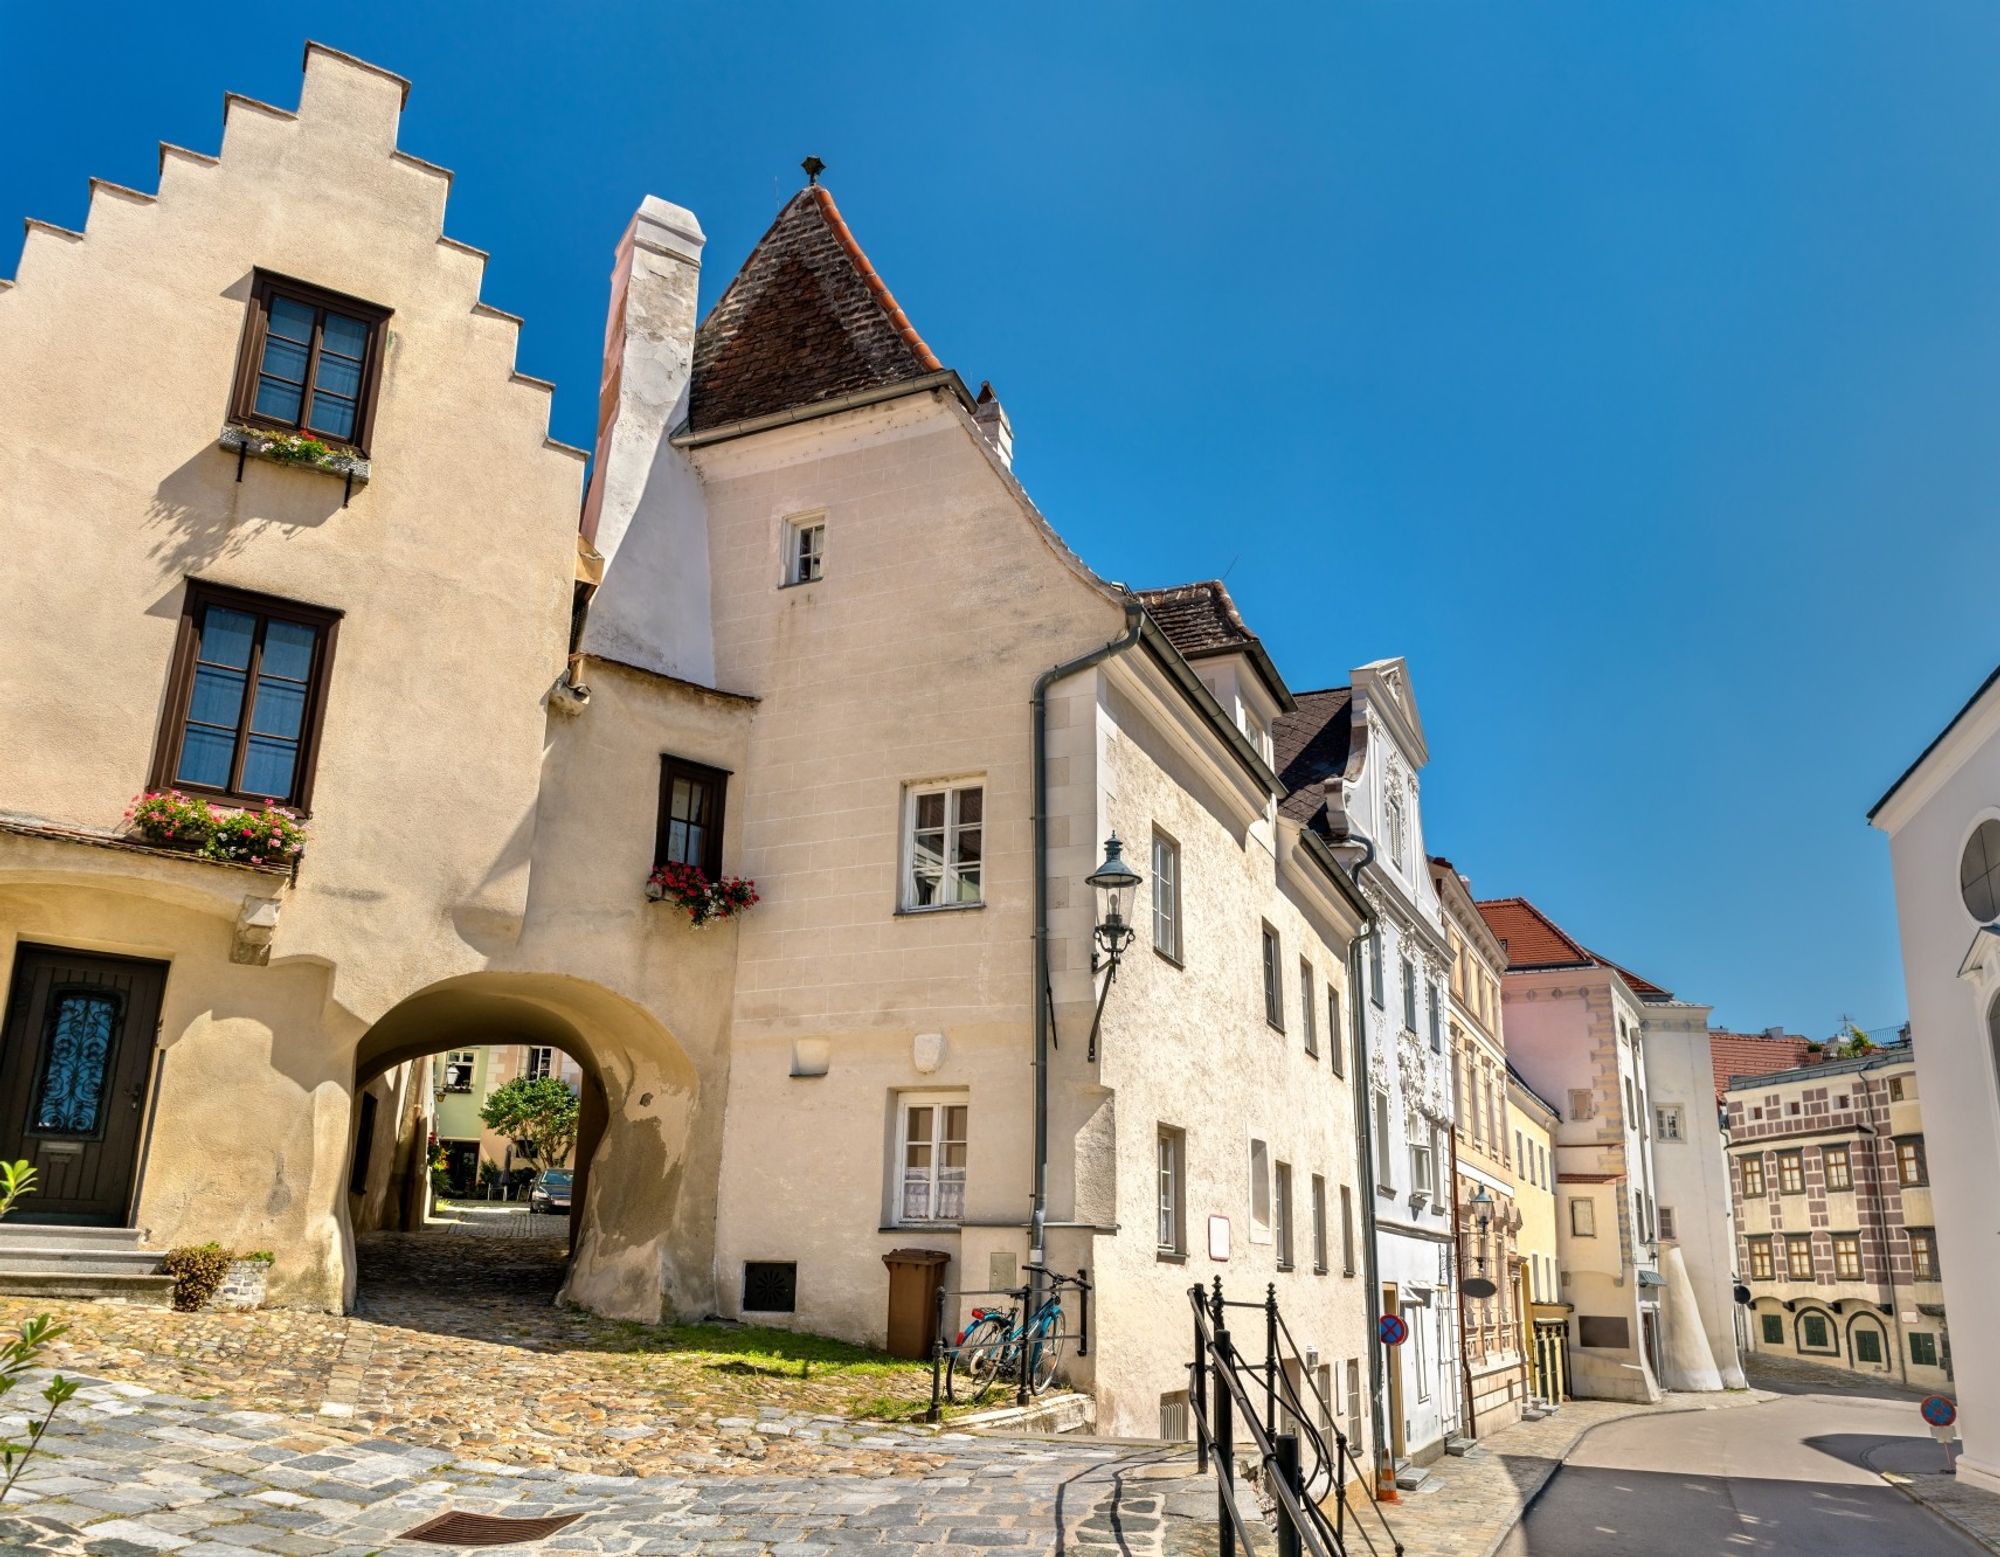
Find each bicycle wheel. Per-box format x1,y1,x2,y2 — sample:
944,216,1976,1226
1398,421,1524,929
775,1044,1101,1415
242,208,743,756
1029,1311,1065,1393
946,1316,1009,1404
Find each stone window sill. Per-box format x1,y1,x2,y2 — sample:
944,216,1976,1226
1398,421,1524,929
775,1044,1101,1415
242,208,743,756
220,424,372,487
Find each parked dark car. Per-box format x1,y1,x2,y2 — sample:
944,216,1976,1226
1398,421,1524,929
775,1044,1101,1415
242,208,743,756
528,1168,573,1214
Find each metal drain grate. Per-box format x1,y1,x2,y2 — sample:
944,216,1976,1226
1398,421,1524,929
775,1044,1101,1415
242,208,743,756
399,1510,584,1546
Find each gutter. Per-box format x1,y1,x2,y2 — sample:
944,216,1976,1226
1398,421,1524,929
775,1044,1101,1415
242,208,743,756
1030,600,1146,1266
668,370,973,449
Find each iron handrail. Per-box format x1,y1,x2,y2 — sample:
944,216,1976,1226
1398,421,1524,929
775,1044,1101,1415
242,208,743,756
1189,1289,1341,1557
1190,1281,1405,1557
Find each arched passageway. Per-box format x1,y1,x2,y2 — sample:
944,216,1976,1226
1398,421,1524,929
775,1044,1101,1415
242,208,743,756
344,971,712,1323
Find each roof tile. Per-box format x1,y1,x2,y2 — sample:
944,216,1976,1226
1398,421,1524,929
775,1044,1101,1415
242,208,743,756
689,186,941,433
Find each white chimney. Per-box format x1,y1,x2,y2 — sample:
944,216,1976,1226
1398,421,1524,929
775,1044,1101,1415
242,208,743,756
579,196,716,685
974,380,1013,468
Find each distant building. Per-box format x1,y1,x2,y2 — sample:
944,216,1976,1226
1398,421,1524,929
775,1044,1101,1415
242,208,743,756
432,1044,584,1194
1477,898,1673,1402
1723,1042,1948,1393
1431,859,1527,1436
1508,1064,1567,1405
1707,1029,1822,1102
1871,667,2000,1492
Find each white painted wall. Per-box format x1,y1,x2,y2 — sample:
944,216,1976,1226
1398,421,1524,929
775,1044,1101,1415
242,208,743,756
1874,677,2000,1495
1641,1002,1744,1388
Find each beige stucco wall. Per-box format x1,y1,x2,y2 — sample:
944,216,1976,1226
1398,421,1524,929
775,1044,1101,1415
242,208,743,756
705,394,1127,1349
0,47,747,1318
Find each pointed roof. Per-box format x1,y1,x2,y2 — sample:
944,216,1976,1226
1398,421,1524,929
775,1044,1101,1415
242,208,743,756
1475,896,1672,999
1273,688,1355,831
688,185,943,433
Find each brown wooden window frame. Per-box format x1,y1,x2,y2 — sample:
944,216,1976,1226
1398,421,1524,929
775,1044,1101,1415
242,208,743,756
654,754,729,880
1747,1235,1774,1281
1909,1227,1940,1281
1740,1155,1766,1198
1896,1135,1929,1187
1831,1233,1863,1280
149,580,342,815
1776,1149,1805,1195
230,270,392,457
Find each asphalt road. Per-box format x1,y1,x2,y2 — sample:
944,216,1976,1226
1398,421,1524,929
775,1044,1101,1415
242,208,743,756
1497,1386,1982,1556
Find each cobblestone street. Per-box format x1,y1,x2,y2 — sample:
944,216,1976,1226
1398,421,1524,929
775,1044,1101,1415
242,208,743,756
0,1229,1195,1553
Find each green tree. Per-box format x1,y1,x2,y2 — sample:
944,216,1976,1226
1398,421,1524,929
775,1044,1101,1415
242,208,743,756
478,1076,580,1174
1839,1023,1877,1059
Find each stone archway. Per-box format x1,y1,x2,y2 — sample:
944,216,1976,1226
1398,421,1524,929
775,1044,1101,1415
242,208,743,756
348,971,714,1323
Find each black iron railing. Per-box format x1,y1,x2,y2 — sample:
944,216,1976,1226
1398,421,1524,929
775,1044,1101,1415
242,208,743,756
1188,1279,1404,1557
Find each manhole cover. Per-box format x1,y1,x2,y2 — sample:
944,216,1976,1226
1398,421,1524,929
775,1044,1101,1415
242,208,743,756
399,1510,584,1546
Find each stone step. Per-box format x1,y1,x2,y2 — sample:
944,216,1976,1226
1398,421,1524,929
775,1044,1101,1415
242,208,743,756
0,1246,166,1276
1444,1435,1476,1456
0,1224,146,1250
0,1270,174,1306
1394,1462,1431,1491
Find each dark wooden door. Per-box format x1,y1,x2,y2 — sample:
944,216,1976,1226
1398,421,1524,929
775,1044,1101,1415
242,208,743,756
0,945,166,1225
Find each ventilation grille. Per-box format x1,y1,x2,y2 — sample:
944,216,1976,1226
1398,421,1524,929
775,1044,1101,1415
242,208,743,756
400,1512,584,1546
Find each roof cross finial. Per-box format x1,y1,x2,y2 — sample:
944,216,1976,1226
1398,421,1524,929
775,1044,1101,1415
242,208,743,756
802,155,825,186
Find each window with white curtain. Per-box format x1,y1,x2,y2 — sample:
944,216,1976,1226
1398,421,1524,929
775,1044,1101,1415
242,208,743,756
903,782,983,908
895,1094,967,1224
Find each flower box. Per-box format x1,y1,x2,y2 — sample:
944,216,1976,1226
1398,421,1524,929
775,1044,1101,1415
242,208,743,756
647,862,758,926
220,423,371,487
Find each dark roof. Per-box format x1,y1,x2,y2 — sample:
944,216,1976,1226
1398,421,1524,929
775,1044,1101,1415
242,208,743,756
1135,581,1295,712
1475,896,1672,998
1272,689,1355,832
1870,662,2000,820
1135,582,1257,656
688,186,943,433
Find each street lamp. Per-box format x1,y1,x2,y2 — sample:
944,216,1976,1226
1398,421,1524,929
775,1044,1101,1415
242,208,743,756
1083,834,1143,1060
1468,1183,1495,1271
1086,833,1141,970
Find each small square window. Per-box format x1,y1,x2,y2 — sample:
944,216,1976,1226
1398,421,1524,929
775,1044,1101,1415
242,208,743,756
785,517,825,585
1655,1105,1684,1141
742,1260,798,1312
1761,1312,1784,1345
1800,1312,1833,1351
1910,1332,1939,1367
231,271,391,453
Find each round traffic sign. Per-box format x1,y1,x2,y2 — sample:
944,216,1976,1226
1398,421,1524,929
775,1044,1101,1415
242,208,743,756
1923,1395,1958,1428
1379,1312,1409,1347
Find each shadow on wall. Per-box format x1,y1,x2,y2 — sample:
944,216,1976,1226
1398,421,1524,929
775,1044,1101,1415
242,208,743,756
144,440,349,579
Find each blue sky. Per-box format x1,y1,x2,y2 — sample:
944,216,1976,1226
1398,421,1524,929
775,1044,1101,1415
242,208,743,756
5,3,1996,1037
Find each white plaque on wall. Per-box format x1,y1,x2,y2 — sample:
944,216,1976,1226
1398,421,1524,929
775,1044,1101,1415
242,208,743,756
1208,1215,1231,1262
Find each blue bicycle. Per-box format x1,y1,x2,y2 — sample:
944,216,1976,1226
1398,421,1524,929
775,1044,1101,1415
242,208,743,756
945,1266,1068,1403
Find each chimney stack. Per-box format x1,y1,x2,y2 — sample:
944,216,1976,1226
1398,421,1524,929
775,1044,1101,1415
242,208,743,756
974,380,1013,468
578,196,717,685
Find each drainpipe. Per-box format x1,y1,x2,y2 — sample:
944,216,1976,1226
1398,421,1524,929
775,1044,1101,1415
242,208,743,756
1030,600,1145,1268
1340,830,1389,1487
1450,1125,1478,1440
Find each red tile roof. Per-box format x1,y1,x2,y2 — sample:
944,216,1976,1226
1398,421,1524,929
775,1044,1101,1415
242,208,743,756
689,185,943,433
1474,896,1672,999
1709,1030,1820,1100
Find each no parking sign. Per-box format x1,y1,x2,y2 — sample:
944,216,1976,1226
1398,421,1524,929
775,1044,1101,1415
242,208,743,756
1923,1396,1958,1429
1379,1312,1409,1348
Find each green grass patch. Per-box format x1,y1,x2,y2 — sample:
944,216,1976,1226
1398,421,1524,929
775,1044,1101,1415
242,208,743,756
604,1319,927,1381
